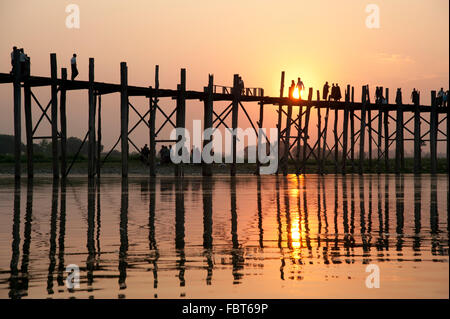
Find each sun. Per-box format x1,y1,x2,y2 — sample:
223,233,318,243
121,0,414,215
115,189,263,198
293,86,300,99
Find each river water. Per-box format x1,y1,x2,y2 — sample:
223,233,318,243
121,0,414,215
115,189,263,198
0,174,448,299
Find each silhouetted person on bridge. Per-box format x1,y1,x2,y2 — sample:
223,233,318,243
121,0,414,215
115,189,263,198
395,88,402,105
411,88,419,105
289,80,295,99
323,82,330,101
297,77,305,92
238,76,245,95
437,88,445,107
335,84,342,101
375,86,381,104
71,53,79,80
444,90,449,107
10,46,17,73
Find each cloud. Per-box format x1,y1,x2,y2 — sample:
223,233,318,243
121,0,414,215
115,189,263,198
374,53,415,64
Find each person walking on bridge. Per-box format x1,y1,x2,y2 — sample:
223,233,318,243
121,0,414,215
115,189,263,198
297,77,305,92
335,83,342,101
323,82,330,101
71,53,79,80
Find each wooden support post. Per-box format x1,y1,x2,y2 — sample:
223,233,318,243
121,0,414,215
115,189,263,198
50,53,59,179
413,92,421,174
149,65,159,177
283,99,293,176
367,88,372,171
395,89,404,173
295,99,303,175
334,100,339,173
203,74,214,177
230,74,239,176
384,88,390,171
120,62,129,178
342,85,350,174
97,94,102,178
350,86,355,173
377,94,383,174
358,85,367,175
301,88,313,174
322,97,329,175
88,58,96,178
60,68,67,178
175,69,186,177
24,75,33,178
276,71,285,175
317,95,322,174
430,91,437,174
13,49,22,179
447,103,450,171
256,89,264,176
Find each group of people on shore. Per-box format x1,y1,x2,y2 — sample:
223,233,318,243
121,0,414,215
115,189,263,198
140,144,172,165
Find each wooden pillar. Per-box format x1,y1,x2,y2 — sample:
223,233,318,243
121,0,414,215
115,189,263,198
88,58,96,178
430,91,437,174
24,75,33,178
317,96,322,174
395,89,405,172
358,85,367,175
276,71,285,175
334,101,339,173
413,92,421,174
60,68,67,178
367,88,372,171
203,74,214,176
322,95,329,175
341,85,350,174
295,99,303,175
50,53,59,179
377,94,383,174
149,65,159,177
350,86,355,173
301,88,313,174
283,99,293,176
97,94,102,178
256,89,264,176
447,102,450,171
384,88,390,171
175,69,186,177
120,62,129,178
230,74,239,176
13,49,22,179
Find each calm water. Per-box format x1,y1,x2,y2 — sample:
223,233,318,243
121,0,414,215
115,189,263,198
0,174,448,299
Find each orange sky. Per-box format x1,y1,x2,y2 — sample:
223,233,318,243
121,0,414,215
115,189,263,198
0,0,448,153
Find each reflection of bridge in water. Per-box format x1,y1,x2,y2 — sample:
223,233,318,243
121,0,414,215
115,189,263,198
6,175,449,298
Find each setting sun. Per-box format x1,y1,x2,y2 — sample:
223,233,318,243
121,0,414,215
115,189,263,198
293,87,300,99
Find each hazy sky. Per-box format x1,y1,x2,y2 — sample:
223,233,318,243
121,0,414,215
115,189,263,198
0,0,448,153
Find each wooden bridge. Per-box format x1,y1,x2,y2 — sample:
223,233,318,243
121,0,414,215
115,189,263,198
2,51,449,179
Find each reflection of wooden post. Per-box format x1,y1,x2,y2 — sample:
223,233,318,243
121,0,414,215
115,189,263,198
60,68,67,178
88,58,96,178
231,74,239,176
24,74,33,178
149,65,158,177
384,88,390,171
50,53,59,179
276,72,285,175
175,69,186,177
120,62,129,178
395,89,404,173
430,91,437,174
256,89,264,176
358,85,367,175
301,88,313,174
342,85,350,174
203,74,214,177
413,92,421,174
